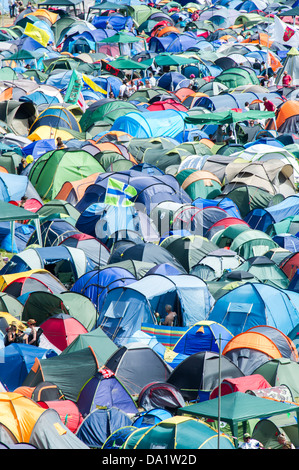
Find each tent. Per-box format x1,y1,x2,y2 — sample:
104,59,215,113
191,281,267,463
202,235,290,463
175,169,222,201
209,374,271,400
97,274,214,344
132,416,235,449
111,110,192,142
0,392,88,449
0,344,55,391
22,346,101,402
173,320,233,356
232,255,289,289
230,229,279,259
253,358,299,402
71,265,136,313
0,246,96,285
60,233,110,267
178,392,299,447
190,249,244,281
76,368,138,417
208,282,299,336
167,351,244,401
0,201,42,250
28,149,105,199
40,313,88,352
75,406,133,449
0,269,66,298
137,382,185,412
104,343,172,397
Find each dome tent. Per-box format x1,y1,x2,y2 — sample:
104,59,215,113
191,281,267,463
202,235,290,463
208,283,299,337
76,367,138,417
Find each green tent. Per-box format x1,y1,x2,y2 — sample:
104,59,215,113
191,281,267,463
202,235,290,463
22,347,100,402
28,149,105,199
132,416,235,449
0,201,42,250
175,169,222,201
22,291,98,331
266,215,299,237
178,392,299,447
224,185,275,218
254,358,299,403
36,200,81,222
108,57,152,70
211,224,250,247
129,87,172,103
101,260,156,279
98,31,145,45
79,100,138,132
0,292,24,318
60,326,118,363
184,109,275,126
230,230,279,259
232,256,289,289
160,235,218,273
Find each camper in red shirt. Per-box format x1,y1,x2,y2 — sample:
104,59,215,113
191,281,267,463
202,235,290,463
282,71,292,86
263,97,276,112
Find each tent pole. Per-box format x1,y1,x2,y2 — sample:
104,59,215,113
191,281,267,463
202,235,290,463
35,219,43,247
10,221,15,254
218,334,222,449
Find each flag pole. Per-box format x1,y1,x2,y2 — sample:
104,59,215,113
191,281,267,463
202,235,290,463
218,334,222,449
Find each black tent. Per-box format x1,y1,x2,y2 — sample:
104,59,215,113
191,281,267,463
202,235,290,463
166,351,244,401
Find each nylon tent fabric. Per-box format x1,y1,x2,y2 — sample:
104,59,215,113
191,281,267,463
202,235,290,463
208,282,299,336
28,149,105,199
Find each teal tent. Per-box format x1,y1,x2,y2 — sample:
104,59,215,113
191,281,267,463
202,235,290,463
178,392,299,447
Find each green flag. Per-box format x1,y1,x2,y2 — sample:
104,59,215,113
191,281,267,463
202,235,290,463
104,177,137,207
64,70,82,104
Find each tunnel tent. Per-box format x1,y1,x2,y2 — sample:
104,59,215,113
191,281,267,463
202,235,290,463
79,99,138,133
0,100,37,137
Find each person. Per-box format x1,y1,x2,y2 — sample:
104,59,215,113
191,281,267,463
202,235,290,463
154,311,161,325
25,319,40,346
56,136,65,149
244,102,250,112
260,74,269,87
8,0,15,17
239,433,264,449
224,129,235,144
119,78,130,99
4,321,26,346
163,305,177,326
277,433,295,449
19,196,28,208
17,157,27,175
189,74,196,87
263,96,276,112
282,70,292,87
148,72,156,88
145,79,151,89
253,59,261,73
268,73,277,87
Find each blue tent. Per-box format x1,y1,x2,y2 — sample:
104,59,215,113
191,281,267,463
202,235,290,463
92,15,133,31
111,110,192,142
20,91,60,107
75,407,133,449
245,195,299,232
208,283,299,336
272,234,299,252
192,197,241,219
75,203,159,248
149,32,198,53
75,169,191,215
76,369,137,418
173,321,234,356
133,409,172,428
22,139,56,160
157,72,191,91
0,343,56,391
71,266,136,313
97,274,215,345
144,263,183,276
0,174,41,203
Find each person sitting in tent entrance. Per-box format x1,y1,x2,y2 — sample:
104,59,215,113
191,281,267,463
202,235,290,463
163,305,177,326
56,137,65,149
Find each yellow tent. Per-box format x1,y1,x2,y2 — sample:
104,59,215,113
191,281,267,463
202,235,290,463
27,126,76,142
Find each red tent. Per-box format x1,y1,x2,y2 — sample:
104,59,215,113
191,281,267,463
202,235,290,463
38,400,83,433
40,313,88,351
209,374,271,399
147,99,188,112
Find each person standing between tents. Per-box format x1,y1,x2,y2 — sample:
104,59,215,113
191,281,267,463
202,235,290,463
282,70,292,87
163,305,177,326
239,433,264,449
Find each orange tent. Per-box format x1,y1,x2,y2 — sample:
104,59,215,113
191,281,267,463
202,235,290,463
175,87,195,102
223,331,283,359
155,26,181,37
275,100,299,131
55,173,101,203
242,32,273,47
